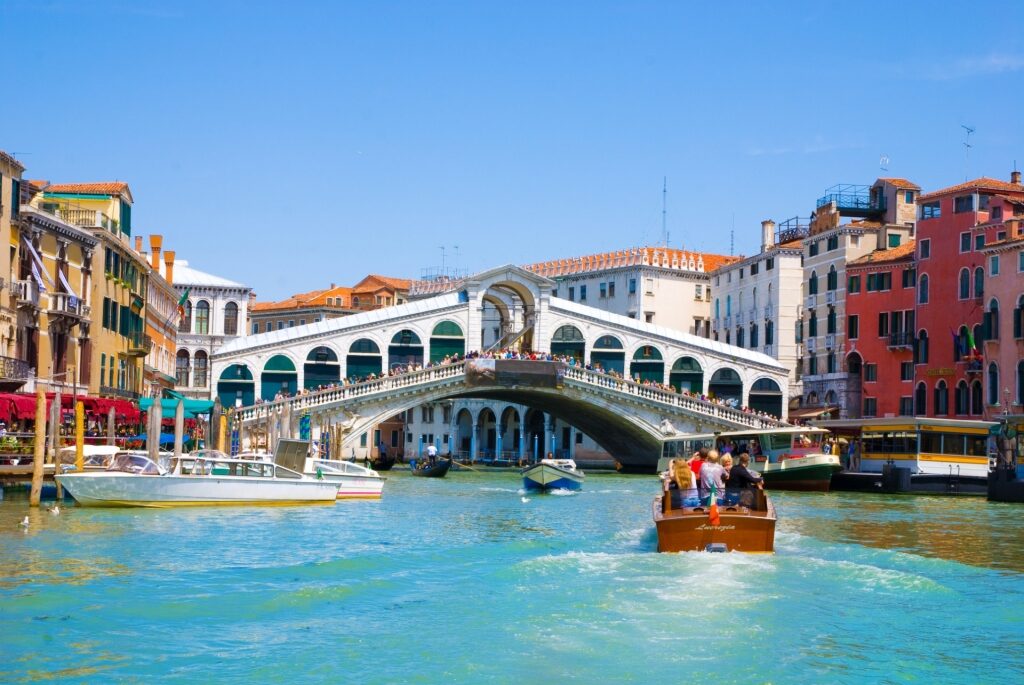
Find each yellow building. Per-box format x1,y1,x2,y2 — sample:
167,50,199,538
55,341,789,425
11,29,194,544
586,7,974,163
0,151,31,389
32,182,150,399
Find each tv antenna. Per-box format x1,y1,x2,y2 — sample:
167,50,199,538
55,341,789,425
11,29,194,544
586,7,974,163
879,154,890,172
439,245,447,274
961,124,975,180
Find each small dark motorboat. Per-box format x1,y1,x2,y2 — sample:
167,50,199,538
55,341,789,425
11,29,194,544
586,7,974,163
411,459,452,478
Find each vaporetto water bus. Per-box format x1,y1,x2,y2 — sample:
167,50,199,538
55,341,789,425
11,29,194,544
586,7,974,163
818,417,996,495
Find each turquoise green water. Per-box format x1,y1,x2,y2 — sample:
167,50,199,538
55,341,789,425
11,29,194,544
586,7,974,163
2,472,1024,684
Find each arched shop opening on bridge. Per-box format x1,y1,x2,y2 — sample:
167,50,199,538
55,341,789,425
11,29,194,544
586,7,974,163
217,364,255,407
591,335,624,374
304,346,341,389
389,329,423,369
669,356,703,393
550,325,585,362
708,367,742,405
630,345,664,382
261,355,297,399
748,378,783,418
429,321,465,363
347,338,382,379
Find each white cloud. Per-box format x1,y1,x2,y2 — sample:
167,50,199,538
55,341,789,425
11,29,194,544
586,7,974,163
922,53,1024,81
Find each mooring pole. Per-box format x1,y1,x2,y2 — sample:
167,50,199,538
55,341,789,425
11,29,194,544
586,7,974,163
29,387,46,507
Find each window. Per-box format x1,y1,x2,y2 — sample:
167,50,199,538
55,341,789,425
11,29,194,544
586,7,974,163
827,266,837,291
1018,361,1024,406
739,268,744,280
878,312,889,337
827,308,837,334
252,323,258,334
644,278,654,294
736,327,745,347
265,323,272,332
1019,251,1024,272
993,206,1003,220
808,312,818,337
809,241,819,257
905,190,914,204
1015,296,1024,339
864,364,878,382
848,275,860,294
579,285,587,301
848,315,859,339
990,255,1000,276
175,350,190,386
827,352,836,374
863,398,877,417
959,269,970,299
915,382,927,415
955,382,969,415
901,268,916,288
750,324,758,348
918,274,929,305
694,284,703,300
934,381,949,416
277,322,284,330
751,262,759,275
960,233,971,253
827,235,839,251
920,239,930,258
808,355,818,375
629,278,636,294
899,396,914,416
921,202,941,219
608,281,615,297
974,267,984,299
900,361,913,381
954,195,974,213
984,299,1000,341
766,257,774,270
224,302,239,335
568,286,575,301
888,233,901,248
988,363,1000,406
288,320,295,328
193,351,208,387
599,283,607,298
809,271,818,294
979,194,991,210
179,300,192,333
194,300,210,335
765,321,774,345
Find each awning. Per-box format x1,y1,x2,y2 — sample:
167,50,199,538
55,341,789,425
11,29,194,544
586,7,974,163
139,396,215,418
789,406,838,420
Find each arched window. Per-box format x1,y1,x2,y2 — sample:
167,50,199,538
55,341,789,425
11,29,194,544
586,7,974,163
827,265,838,291
827,307,837,334
986,299,1000,341
175,350,190,386
915,330,929,364
956,326,969,362
726,295,732,317
178,301,192,333
988,363,1000,406
195,300,210,335
1015,295,1024,339
971,380,983,415
974,267,984,299
714,298,720,319
809,271,819,295
223,302,239,336
934,380,949,416
959,268,970,300
955,381,969,415
1018,360,1024,405
193,350,208,387
750,323,758,348
752,287,758,308
918,274,929,305
915,382,927,415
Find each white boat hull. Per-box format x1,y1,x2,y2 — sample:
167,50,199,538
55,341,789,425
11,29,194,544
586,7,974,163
317,472,385,499
521,462,584,491
55,472,339,507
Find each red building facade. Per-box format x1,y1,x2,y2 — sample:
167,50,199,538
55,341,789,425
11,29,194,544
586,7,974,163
914,173,1024,418
845,242,917,418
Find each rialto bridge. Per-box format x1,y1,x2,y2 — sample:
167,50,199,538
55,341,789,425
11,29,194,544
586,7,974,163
211,266,790,469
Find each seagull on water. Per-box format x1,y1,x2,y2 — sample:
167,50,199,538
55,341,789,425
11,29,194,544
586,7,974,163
19,516,30,529
48,505,60,515
521,496,530,503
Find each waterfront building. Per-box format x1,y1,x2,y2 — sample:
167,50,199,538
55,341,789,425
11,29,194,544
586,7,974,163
0,151,28,388
798,177,918,419
913,172,1024,419
844,240,917,418
979,230,1024,419
710,219,805,405
30,181,148,400
136,235,178,398
172,261,251,400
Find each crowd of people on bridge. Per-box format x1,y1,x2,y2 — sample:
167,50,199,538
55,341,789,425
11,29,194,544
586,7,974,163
248,347,781,422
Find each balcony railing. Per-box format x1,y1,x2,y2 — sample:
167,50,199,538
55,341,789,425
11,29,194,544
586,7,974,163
816,184,887,213
48,291,87,318
56,207,117,232
100,385,141,400
0,355,32,382
127,333,153,357
13,279,40,308
825,333,836,349
806,337,817,354
805,294,817,309
887,331,915,348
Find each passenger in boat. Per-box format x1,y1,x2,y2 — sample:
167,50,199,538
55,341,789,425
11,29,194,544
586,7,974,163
729,453,763,507
672,459,696,491
699,450,726,505
688,447,709,483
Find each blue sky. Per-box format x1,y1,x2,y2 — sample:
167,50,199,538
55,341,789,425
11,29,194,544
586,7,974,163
4,1,1023,299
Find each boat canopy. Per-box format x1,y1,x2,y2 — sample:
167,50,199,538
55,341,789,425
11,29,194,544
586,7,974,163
139,395,215,418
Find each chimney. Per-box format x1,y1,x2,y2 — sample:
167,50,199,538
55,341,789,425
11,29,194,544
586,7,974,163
761,219,776,252
163,250,175,284
149,235,163,270
134,236,143,253
1012,170,1022,185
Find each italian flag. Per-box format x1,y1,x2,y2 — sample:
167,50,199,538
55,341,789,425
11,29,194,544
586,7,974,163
176,288,191,323
708,483,720,526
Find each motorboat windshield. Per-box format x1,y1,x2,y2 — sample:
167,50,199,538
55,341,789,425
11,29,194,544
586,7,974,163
107,453,165,475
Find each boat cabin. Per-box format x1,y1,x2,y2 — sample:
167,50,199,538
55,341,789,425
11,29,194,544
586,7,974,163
658,433,716,472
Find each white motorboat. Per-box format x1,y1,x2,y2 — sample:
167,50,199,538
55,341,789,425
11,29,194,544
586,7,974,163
55,450,338,508
57,445,122,470
271,439,384,499
521,458,585,491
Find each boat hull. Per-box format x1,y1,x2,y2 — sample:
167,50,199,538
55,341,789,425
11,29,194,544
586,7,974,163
55,472,339,507
653,497,776,553
411,459,452,478
318,473,385,499
759,454,842,492
521,463,584,491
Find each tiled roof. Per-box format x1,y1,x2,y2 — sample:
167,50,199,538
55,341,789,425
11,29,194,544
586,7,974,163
44,181,132,197
877,177,921,190
848,239,916,266
778,238,804,249
994,194,1024,206
0,150,25,172
919,177,1024,201
353,274,412,292
525,246,738,278
252,286,353,312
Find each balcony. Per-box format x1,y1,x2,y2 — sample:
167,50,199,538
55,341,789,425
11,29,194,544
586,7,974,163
825,290,837,305
48,292,87,319
763,304,774,320
100,385,141,400
963,359,984,375
816,184,887,217
806,337,817,354
887,331,915,349
127,333,153,357
13,279,40,308
825,333,836,349
56,207,117,232
0,355,32,390
805,294,817,310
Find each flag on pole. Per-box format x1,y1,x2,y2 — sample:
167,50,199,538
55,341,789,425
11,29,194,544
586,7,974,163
708,483,720,526
176,288,191,324
966,327,977,354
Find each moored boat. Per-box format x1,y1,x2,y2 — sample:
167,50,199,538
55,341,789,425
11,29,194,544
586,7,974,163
411,458,452,478
273,439,385,498
521,458,584,491
55,451,338,507
653,483,776,553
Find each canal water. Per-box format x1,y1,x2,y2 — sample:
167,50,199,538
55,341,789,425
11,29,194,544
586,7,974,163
2,471,1023,684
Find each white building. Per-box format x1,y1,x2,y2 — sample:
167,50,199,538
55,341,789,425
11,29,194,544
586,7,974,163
711,219,806,406
172,260,252,399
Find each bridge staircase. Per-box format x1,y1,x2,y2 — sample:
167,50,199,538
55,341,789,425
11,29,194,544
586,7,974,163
487,315,535,353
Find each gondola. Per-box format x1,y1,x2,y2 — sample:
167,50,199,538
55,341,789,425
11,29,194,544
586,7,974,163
370,455,396,471
411,458,452,478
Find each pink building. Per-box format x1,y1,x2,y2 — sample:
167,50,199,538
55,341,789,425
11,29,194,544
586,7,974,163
980,225,1024,418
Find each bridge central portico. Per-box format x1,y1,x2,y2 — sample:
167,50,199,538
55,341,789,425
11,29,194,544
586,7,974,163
212,265,790,469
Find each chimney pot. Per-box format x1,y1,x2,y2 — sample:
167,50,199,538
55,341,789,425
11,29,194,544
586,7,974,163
149,235,163,270
1012,170,1022,185
761,219,776,252
163,250,175,285
134,236,142,253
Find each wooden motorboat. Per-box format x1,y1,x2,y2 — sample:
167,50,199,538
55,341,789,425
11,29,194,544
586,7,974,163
411,458,452,478
653,483,776,553
521,458,584,491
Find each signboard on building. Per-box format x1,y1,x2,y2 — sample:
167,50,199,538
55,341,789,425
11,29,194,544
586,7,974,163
466,359,565,389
